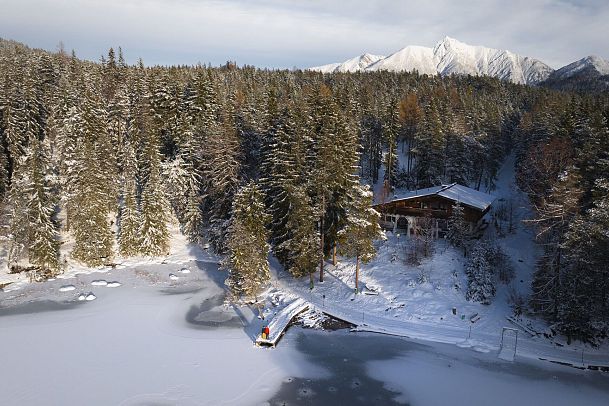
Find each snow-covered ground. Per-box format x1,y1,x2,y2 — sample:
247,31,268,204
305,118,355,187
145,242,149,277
275,153,609,368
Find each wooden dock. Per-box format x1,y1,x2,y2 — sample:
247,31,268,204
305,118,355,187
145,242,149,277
256,298,308,347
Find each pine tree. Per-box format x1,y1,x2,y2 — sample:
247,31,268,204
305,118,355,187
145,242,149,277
413,100,445,187
6,156,30,268
70,92,115,266
6,124,59,278
559,178,609,341
529,168,582,319
139,122,171,257
447,201,469,255
338,184,383,292
225,182,271,301
118,139,141,257
202,113,241,252
276,184,319,280
308,84,357,282
26,139,60,274
0,133,9,199
383,99,400,190
465,240,496,304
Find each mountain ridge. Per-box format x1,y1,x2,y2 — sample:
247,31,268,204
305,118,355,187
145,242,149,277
309,37,608,88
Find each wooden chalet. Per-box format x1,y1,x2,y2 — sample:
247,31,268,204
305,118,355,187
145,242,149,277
373,183,495,238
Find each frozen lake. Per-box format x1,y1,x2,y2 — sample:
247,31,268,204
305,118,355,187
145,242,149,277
1,260,608,405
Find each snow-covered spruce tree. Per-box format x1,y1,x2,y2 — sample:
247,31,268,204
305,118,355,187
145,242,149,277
161,100,203,243
338,184,384,292
181,182,204,243
558,178,609,342
7,138,59,275
308,84,358,282
260,104,318,283
413,100,445,188
383,99,400,190
6,156,30,268
25,139,60,275
0,135,9,199
175,92,204,243
70,94,114,266
139,117,171,257
225,182,271,301
444,119,470,185
529,168,582,320
3,76,39,169
465,240,496,305
276,184,319,280
202,111,241,253
264,105,308,261
3,81,37,262
118,139,142,257
447,201,469,255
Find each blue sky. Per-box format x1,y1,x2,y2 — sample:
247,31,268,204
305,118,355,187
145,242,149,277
1,0,607,69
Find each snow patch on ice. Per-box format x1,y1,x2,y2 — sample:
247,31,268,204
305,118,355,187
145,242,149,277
58,285,76,292
91,280,108,286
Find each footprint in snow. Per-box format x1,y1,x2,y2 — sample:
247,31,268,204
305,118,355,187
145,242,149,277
107,281,121,288
59,285,76,292
179,268,191,274
91,280,108,286
169,274,179,281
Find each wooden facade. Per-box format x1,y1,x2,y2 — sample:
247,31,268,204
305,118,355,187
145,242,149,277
373,184,494,238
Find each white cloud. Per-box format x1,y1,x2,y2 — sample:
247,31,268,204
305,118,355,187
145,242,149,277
0,0,607,69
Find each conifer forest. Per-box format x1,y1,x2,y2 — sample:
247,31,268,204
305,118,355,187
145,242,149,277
2,38,609,343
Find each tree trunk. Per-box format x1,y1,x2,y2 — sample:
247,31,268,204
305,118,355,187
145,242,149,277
407,137,413,174
332,244,337,266
319,195,325,282
554,246,561,320
355,254,360,293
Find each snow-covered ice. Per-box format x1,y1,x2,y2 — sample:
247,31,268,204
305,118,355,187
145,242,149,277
58,285,75,292
0,258,323,406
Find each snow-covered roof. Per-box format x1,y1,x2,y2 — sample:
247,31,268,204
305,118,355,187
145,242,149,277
379,183,495,211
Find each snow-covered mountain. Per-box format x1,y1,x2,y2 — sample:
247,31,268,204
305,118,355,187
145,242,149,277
366,45,436,75
548,55,609,80
310,53,385,73
310,37,554,85
432,37,553,85
542,55,609,92
309,62,342,74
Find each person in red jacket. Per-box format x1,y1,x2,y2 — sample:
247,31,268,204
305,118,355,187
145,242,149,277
264,325,270,338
